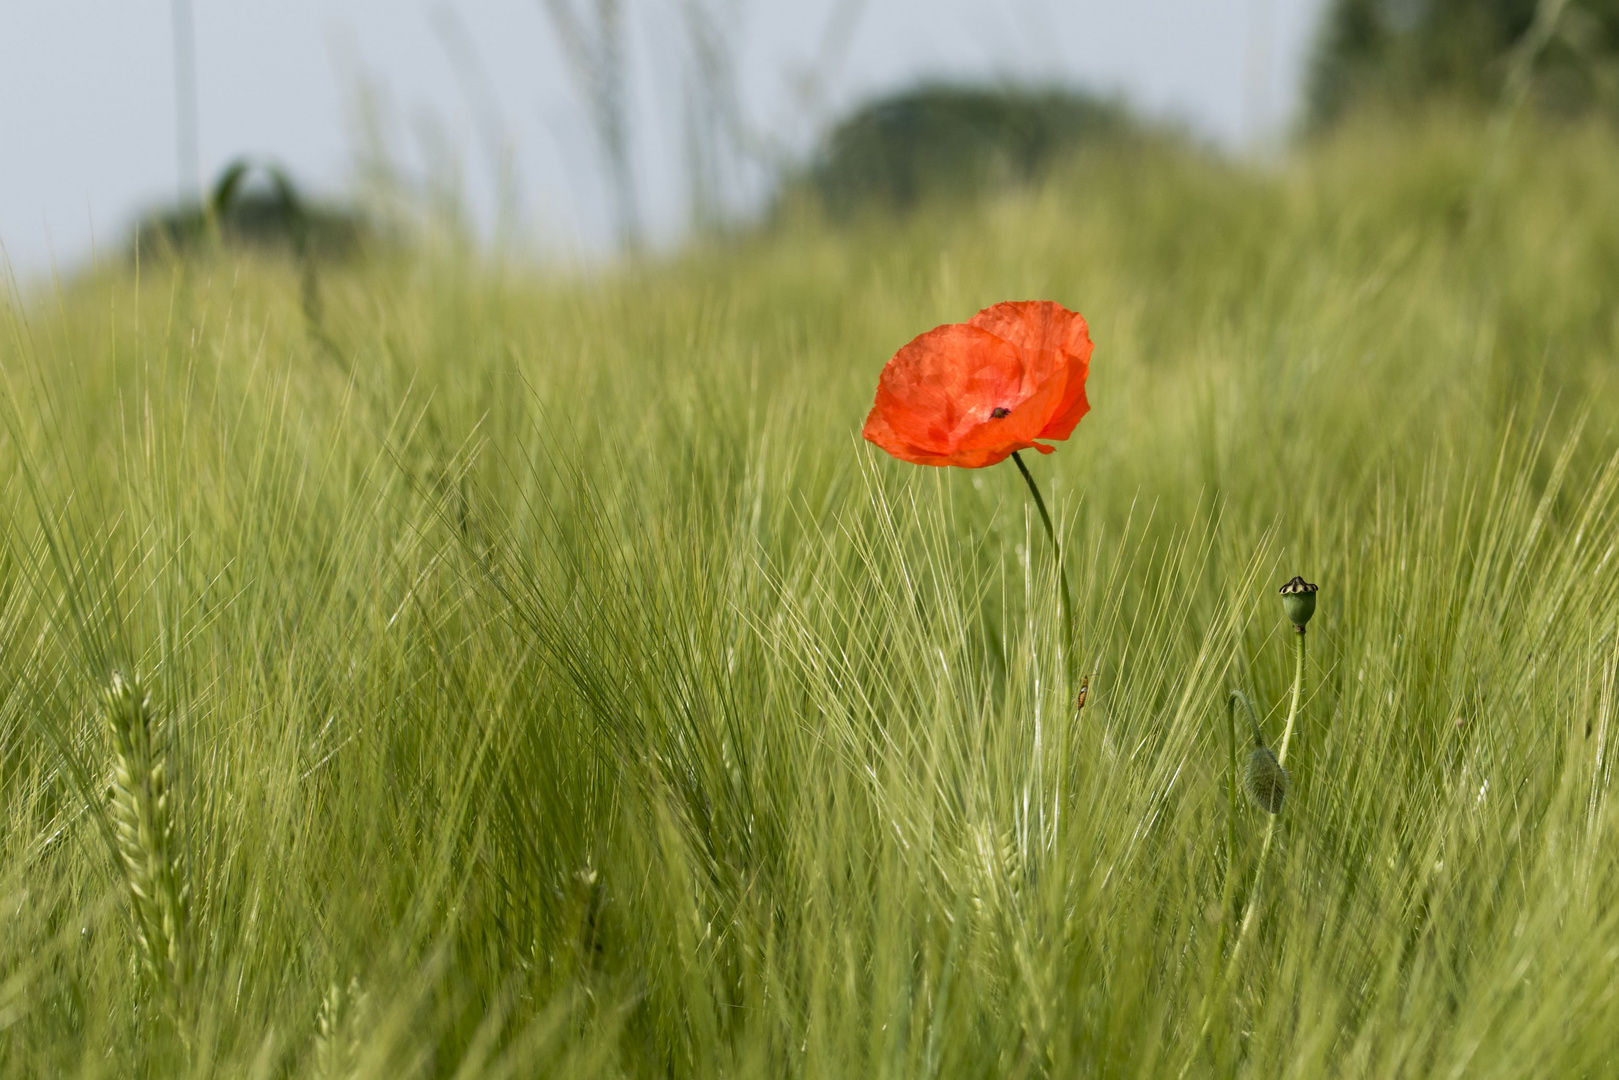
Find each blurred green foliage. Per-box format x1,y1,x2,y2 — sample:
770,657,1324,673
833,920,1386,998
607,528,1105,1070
793,84,1141,218
134,158,372,261
1309,0,1619,126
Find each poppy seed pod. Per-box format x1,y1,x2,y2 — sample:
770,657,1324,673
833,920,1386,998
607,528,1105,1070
1278,576,1318,629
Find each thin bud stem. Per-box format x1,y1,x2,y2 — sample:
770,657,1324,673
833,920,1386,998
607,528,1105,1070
1278,627,1306,765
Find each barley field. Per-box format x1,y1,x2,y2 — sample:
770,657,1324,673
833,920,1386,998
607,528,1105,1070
3,112,1619,1077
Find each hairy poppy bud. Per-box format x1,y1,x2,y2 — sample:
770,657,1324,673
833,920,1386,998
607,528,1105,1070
1244,745,1290,814
1278,576,1318,630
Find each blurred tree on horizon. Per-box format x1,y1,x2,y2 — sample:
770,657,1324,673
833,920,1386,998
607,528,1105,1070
788,84,1145,220
1308,0,1619,127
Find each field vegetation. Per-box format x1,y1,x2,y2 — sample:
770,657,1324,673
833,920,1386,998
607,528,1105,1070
4,109,1619,1076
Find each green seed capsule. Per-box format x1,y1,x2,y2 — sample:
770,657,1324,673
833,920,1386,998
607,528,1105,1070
1279,576,1318,629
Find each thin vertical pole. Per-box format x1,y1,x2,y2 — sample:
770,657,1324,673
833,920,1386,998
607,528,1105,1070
172,0,201,202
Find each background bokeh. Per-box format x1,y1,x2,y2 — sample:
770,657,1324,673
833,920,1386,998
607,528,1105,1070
0,1,1326,276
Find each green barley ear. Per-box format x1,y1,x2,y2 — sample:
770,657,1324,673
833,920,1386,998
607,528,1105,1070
104,672,189,1007
314,976,369,1080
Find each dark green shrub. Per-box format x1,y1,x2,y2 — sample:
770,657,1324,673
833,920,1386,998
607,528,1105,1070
794,83,1140,218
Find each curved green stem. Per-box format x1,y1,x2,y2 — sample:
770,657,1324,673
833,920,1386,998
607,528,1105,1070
1199,690,1248,1054
1221,691,1242,925
1225,692,1243,825
1011,450,1077,695
1231,687,1263,746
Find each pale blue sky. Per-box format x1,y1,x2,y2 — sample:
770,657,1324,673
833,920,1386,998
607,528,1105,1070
0,0,1327,278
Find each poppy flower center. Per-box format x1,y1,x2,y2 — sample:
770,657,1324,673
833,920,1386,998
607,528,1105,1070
990,407,1011,419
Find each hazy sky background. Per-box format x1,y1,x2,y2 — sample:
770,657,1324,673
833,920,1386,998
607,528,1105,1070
1,0,1328,279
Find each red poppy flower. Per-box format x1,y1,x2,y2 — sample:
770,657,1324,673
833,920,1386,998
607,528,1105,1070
862,300,1092,468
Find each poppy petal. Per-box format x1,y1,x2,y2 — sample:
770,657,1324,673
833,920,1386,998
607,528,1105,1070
863,301,1093,468
955,362,1068,453
967,301,1092,378
968,300,1092,439
870,323,1024,454
1037,371,1090,441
